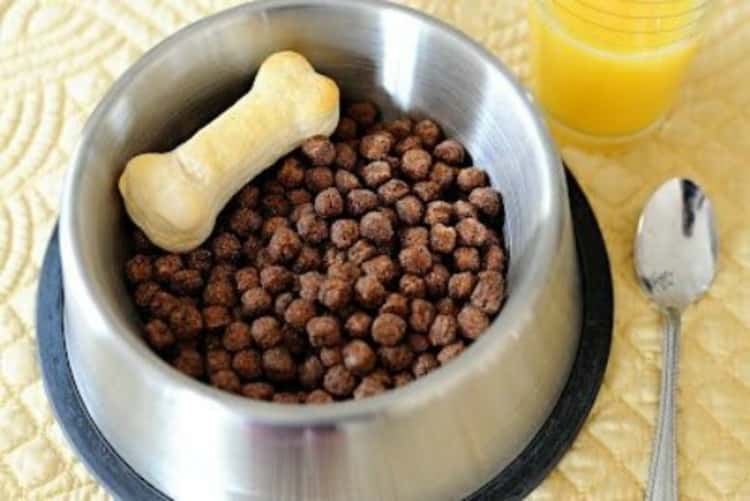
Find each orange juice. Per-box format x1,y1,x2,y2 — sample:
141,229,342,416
529,0,707,137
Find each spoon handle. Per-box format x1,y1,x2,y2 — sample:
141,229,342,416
646,308,681,501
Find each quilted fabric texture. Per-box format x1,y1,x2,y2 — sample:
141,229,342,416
0,0,748,499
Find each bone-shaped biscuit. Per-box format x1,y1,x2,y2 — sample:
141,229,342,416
119,51,340,252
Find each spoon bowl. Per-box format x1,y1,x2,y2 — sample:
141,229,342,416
635,178,718,310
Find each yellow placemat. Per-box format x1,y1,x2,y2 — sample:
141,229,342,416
0,0,748,499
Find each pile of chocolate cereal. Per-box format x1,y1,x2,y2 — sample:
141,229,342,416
124,101,507,404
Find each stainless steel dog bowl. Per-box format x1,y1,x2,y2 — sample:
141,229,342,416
58,1,581,499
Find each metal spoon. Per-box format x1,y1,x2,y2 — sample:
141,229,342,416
635,178,718,501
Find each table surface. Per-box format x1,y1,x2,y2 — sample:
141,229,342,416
0,1,748,499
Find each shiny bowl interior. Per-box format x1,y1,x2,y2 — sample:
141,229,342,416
63,0,563,420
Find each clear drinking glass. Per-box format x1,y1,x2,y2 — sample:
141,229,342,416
529,0,712,141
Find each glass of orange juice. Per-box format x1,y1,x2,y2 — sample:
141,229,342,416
529,0,711,141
